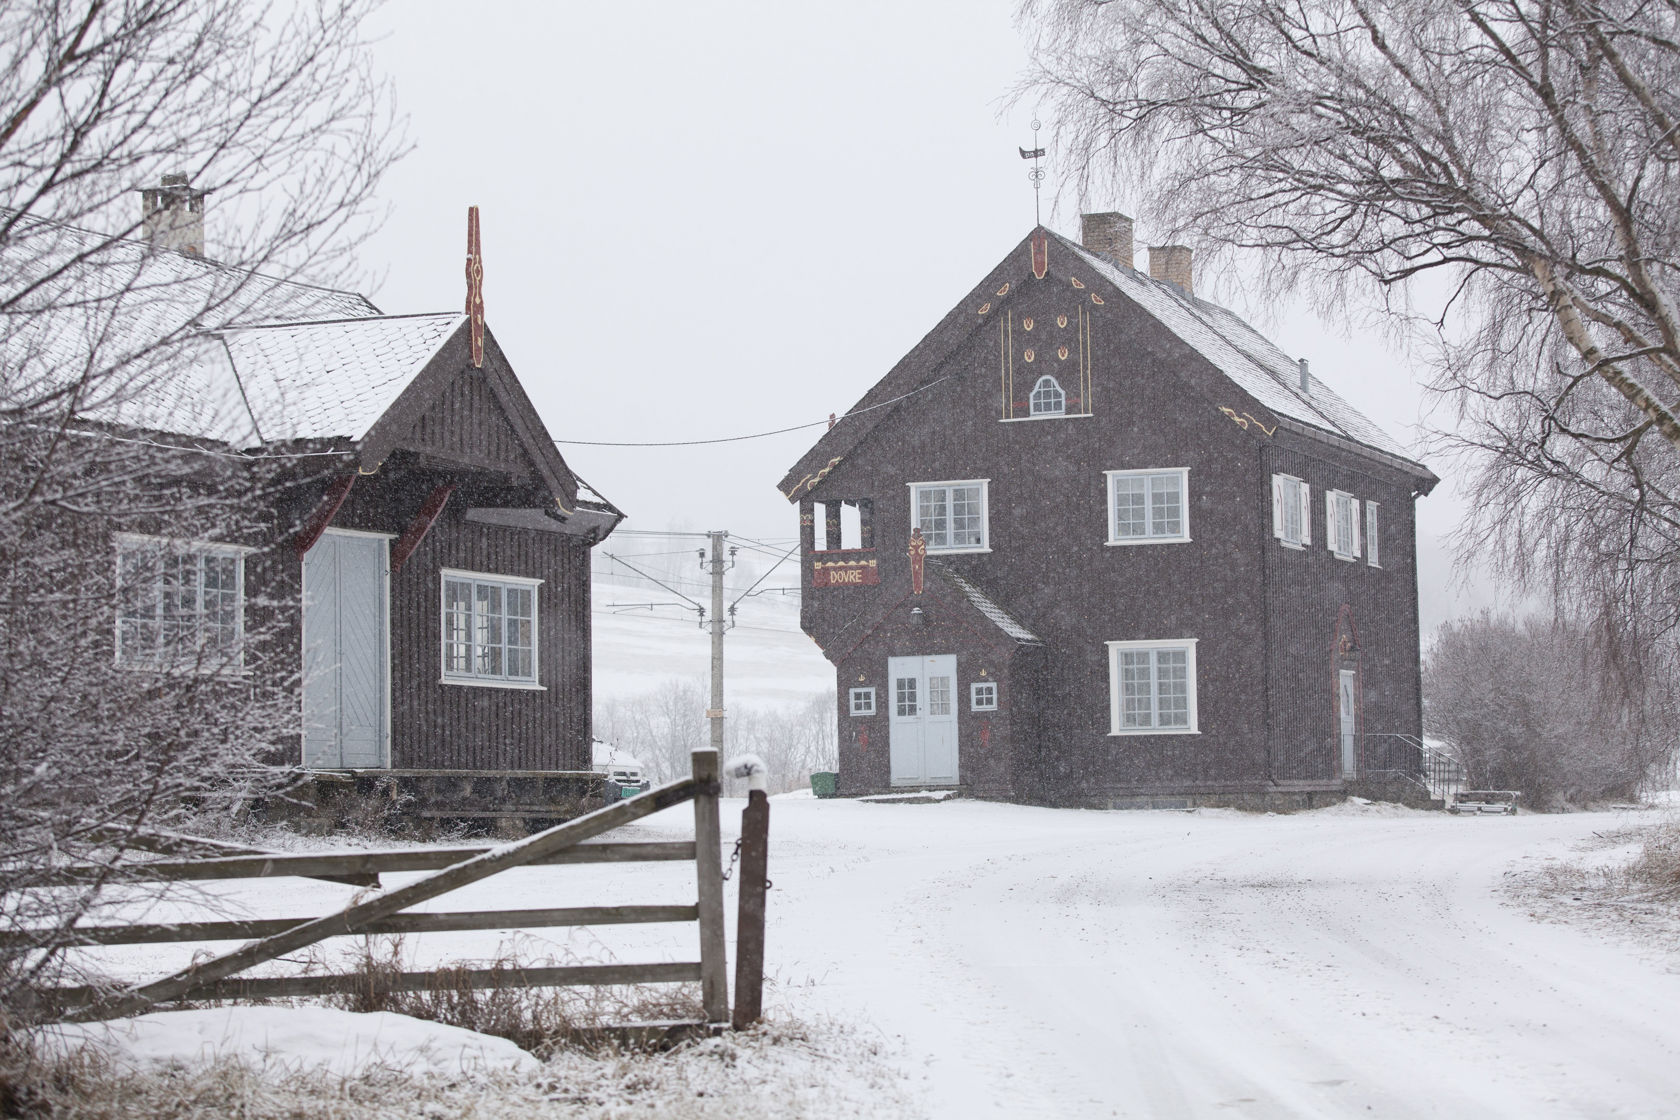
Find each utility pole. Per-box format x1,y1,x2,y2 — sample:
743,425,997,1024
701,530,735,751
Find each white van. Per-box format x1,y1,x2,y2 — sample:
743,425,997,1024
591,740,650,797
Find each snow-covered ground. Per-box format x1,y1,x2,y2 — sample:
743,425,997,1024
57,800,1680,1118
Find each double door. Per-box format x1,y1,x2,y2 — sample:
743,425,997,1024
888,654,959,786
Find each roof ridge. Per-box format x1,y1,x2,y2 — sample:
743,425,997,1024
0,205,380,313
220,311,463,333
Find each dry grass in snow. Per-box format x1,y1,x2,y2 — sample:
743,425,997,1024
1,1014,918,1120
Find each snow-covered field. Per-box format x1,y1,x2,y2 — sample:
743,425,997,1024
590,572,830,710
52,799,1680,1118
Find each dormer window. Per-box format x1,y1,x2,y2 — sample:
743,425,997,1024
1029,376,1066,416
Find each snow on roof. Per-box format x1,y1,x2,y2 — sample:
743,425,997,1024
2,212,387,444
932,563,1042,644
222,313,463,446
1056,234,1417,464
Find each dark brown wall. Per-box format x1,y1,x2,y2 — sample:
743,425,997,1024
1262,438,1425,782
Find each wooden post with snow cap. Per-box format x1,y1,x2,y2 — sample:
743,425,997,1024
730,754,770,1030
692,747,729,1023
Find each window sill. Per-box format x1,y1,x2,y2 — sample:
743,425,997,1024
1277,539,1305,551
972,707,998,714
115,661,250,679
1105,536,1192,547
1109,727,1200,737
1330,552,1359,563
999,412,1094,423
926,546,992,555
440,677,547,691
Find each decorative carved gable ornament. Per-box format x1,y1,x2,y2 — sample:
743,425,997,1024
908,527,927,595
465,206,485,368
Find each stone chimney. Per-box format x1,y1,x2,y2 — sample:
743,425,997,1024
1148,245,1193,296
1080,212,1135,269
141,173,206,256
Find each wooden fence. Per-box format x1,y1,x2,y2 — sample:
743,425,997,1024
23,748,768,1032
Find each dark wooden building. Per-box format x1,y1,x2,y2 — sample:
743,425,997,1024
779,217,1437,808
21,197,620,802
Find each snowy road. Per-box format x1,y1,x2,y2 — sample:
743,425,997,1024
718,799,1680,1120
80,798,1680,1118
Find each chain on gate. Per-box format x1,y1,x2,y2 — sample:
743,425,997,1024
721,837,771,890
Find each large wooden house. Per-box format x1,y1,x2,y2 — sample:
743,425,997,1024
779,216,1437,808
8,187,619,818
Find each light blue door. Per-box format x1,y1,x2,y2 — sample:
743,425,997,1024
888,654,959,786
302,531,389,768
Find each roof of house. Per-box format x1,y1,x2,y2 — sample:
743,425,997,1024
932,562,1042,645
780,226,1434,498
222,313,465,446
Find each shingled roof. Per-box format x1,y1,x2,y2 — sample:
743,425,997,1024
780,226,1435,499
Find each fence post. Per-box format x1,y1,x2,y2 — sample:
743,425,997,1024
692,748,729,1023
731,771,770,1030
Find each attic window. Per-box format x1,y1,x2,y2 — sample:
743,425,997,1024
1029,376,1066,416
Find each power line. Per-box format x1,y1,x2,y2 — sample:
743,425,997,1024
553,375,953,448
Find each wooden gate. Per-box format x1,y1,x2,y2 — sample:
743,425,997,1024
24,749,764,1031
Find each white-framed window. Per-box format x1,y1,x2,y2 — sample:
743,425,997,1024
1271,473,1311,548
1326,490,1362,560
114,534,250,673
849,687,876,716
1029,375,1066,416
1365,502,1381,568
971,681,998,711
910,479,989,552
441,569,542,687
1107,639,1199,734
1105,468,1189,545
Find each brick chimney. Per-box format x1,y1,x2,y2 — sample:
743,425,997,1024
1149,245,1193,296
1080,212,1134,269
141,173,206,257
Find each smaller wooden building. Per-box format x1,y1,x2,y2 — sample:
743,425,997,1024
22,196,621,823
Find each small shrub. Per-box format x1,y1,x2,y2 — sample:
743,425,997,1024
1626,820,1680,896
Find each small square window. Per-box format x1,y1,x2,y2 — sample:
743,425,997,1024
849,687,876,716
971,681,998,711
1105,468,1190,544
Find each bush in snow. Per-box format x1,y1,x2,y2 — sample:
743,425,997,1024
1424,614,1678,809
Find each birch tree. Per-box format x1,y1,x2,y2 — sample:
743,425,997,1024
1022,0,1680,662
0,0,404,1015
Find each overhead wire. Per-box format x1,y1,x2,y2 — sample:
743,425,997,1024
553,375,953,448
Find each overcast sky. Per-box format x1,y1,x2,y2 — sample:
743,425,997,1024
357,0,1496,634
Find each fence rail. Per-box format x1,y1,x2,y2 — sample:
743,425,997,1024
23,748,766,1032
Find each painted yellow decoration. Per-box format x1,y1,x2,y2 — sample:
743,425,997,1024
1091,294,1104,305
996,282,1010,296
1057,314,1068,328
978,302,991,315
1057,345,1069,360
1071,277,1086,289
1219,406,1277,437
783,456,846,500
1023,348,1036,362
1022,317,1034,331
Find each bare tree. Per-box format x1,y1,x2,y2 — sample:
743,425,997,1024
1425,613,1676,806
1021,1,1680,659
0,0,404,1016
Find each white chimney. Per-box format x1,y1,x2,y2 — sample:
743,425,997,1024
141,173,206,257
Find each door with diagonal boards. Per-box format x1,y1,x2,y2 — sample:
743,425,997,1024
302,529,390,768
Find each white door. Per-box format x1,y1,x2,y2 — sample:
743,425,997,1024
1338,669,1358,779
888,654,959,786
302,530,390,768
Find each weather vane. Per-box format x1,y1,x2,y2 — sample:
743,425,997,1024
1019,119,1046,227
